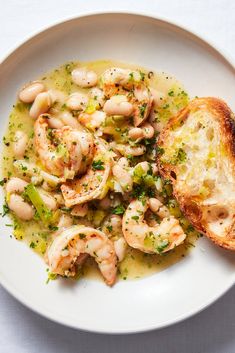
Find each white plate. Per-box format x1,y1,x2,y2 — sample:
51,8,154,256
0,12,234,334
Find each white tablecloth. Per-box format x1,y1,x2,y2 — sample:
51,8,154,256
0,1,234,352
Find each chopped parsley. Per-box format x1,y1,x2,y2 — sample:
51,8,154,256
168,90,175,97
131,215,139,221
2,204,9,217
139,71,145,81
172,148,187,165
92,160,105,171
61,207,72,213
131,183,155,200
129,72,134,81
79,233,86,239
139,103,147,118
30,241,36,249
156,239,169,253
112,204,125,215
48,225,59,231
46,271,57,284
156,146,165,155
0,179,6,186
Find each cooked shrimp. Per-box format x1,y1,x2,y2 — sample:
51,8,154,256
114,237,127,262
100,67,153,126
78,110,106,130
61,139,111,207
34,115,94,179
47,225,117,285
122,199,186,254
101,67,142,94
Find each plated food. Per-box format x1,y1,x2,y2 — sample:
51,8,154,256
2,60,234,287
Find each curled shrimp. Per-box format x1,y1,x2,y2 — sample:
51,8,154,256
61,139,112,207
34,115,94,179
47,225,117,286
100,67,153,126
122,198,186,254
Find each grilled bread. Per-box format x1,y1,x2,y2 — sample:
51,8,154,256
157,97,235,250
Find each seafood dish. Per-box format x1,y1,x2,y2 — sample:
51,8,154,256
2,60,234,286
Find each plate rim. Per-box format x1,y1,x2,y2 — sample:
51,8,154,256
0,10,234,334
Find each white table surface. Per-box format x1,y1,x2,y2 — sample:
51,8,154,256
0,1,235,352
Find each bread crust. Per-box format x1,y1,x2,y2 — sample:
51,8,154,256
157,97,235,250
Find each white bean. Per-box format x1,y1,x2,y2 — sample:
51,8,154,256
66,92,88,111
18,81,45,103
149,198,162,213
103,95,133,117
118,157,129,169
48,89,67,104
29,92,52,119
39,191,57,211
59,112,80,129
135,161,150,174
128,127,144,140
8,194,34,221
72,68,98,88
149,198,170,218
157,205,170,218
125,145,146,156
128,123,154,141
71,203,88,217
47,116,64,129
13,131,28,159
6,177,28,194
89,87,105,107
142,123,154,139
112,164,133,192
114,237,127,262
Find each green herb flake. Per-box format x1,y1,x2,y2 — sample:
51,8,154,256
131,215,139,221
79,233,86,239
46,272,57,284
30,241,36,249
2,204,9,217
168,90,175,97
156,239,169,253
92,160,105,171
0,179,6,186
156,146,165,155
139,103,147,118
112,205,125,215
129,72,134,81
139,71,145,81
48,225,59,231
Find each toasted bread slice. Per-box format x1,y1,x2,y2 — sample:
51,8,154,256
157,97,235,250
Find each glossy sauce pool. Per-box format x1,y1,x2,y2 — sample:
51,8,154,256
2,59,200,283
